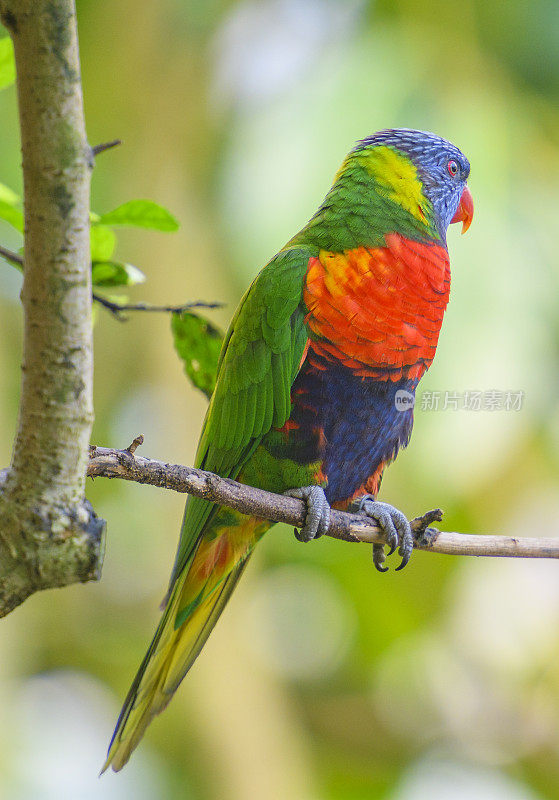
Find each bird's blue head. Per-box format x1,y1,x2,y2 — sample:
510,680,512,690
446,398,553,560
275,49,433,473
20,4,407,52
354,128,473,241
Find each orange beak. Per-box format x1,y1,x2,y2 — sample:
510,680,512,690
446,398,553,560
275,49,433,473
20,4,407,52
450,185,474,233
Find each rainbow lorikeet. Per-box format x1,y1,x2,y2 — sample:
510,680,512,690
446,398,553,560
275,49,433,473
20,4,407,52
104,128,473,771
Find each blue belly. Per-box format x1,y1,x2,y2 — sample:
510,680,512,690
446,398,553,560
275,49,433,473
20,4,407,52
287,358,417,504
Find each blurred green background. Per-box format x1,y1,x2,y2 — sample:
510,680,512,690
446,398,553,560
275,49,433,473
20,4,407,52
2,1,559,798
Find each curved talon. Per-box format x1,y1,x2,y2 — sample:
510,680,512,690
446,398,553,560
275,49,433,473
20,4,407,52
373,543,388,572
355,495,413,572
395,533,414,571
285,485,331,543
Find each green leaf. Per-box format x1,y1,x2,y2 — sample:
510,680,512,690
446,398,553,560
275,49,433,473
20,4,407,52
0,200,23,232
0,38,15,91
91,261,146,287
90,224,116,262
171,312,223,399
99,199,179,231
0,182,19,205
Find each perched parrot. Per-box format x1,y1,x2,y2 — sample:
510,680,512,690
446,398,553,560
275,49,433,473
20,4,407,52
104,128,473,771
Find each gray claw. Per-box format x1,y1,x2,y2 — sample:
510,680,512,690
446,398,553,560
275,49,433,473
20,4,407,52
372,542,388,572
356,496,413,572
285,485,331,543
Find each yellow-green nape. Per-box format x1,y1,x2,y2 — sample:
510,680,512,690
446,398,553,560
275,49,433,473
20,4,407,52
356,145,432,226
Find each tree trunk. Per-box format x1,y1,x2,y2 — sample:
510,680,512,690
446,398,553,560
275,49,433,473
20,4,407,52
0,0,105,617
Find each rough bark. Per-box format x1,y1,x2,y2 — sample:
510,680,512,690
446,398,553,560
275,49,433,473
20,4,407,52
0,0,105,617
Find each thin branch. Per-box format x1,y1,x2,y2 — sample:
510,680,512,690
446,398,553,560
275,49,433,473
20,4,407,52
0,244,22,266
0,247,222,318
92,294,223,319
87,438,559,561
91,139,122,157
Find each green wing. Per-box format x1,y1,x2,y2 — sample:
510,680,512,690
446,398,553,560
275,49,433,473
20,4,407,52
168,246,313,586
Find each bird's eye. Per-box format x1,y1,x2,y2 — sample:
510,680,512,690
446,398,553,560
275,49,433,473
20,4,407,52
447,159,459,177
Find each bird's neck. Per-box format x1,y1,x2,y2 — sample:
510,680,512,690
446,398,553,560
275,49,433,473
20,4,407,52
291,149,442,251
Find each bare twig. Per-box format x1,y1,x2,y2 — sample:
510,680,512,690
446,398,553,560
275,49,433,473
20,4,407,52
87,438,559,561
126,434,144,455
92,294,223,319
0,245,22,266
91,139,122,157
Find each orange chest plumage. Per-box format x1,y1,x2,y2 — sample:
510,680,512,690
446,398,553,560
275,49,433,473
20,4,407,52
303,233,451,381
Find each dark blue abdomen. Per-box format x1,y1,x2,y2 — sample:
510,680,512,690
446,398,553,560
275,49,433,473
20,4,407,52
284,356,417,504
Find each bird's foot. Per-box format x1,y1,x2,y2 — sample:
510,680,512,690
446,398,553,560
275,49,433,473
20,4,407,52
285,485,331,543
352,495,413,573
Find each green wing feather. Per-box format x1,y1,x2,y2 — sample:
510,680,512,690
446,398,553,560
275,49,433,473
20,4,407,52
167,245,314,587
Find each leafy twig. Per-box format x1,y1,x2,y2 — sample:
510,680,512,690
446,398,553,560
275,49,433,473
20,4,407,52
87,438,559,561
0,246,222,317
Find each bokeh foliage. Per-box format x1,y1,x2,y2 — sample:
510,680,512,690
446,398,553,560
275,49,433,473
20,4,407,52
1,1,559,799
